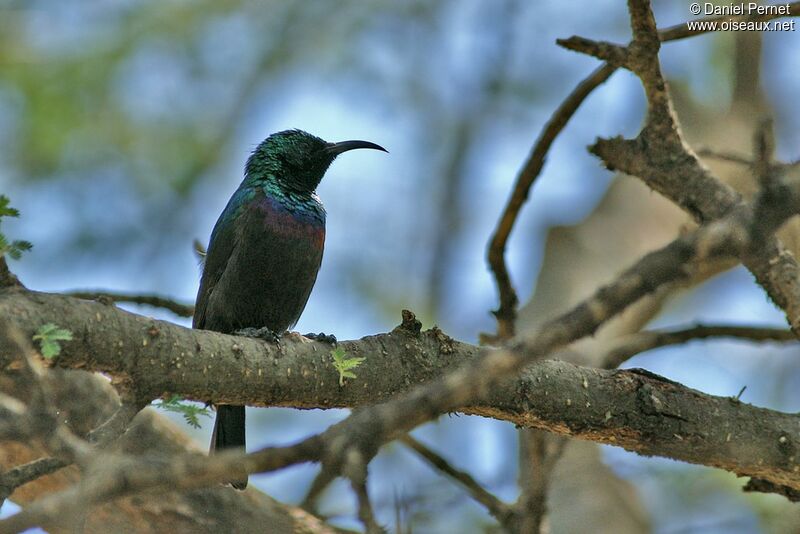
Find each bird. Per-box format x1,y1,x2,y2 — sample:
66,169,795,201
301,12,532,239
193,129,386,489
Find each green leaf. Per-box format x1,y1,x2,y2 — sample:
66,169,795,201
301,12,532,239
0,196,20,218
0,196,32,261
155,395,212,429
6,240,33,260
33,323,73,358
331,346,365,386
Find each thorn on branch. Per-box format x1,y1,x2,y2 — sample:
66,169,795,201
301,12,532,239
193,239,207,261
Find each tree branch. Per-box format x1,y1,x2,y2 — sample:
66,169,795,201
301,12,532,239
602,324,797,369
485,62,616,341
574,0,800,333
65,290,194,318
514,431,568,533
400,434,514,526
0,458,66,506
0,366,326,533
486,1,800,341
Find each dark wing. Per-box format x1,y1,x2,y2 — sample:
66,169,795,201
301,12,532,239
193,196,243,330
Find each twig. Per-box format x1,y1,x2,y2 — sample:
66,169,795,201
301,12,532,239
0,458,67,505
0,397,145,505
350,473,384,534
400,434,514,525
698,147,800,175
696,148,753,166
514,431,568,533
65,290,194,318
300,467,337,511
556,37,629,67
754,118,777,188
486,62,617,341
86,398,147,445
602,324,797,369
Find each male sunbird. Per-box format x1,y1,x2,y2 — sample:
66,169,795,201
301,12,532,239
193,129,386,488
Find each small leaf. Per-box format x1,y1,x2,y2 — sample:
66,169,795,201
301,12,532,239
7,240,33,260
0,195,20,218
155,395,211,429
331,347,366,386
0,196,32,260
33,323,73,358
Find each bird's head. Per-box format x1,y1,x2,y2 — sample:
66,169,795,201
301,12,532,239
245,129,386,193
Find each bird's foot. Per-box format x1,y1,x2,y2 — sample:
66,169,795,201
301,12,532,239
234,327,282,343
304,332,337,345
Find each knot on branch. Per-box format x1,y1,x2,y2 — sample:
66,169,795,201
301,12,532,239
394,309,422,336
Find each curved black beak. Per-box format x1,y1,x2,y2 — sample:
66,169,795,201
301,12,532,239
325,140,388,156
